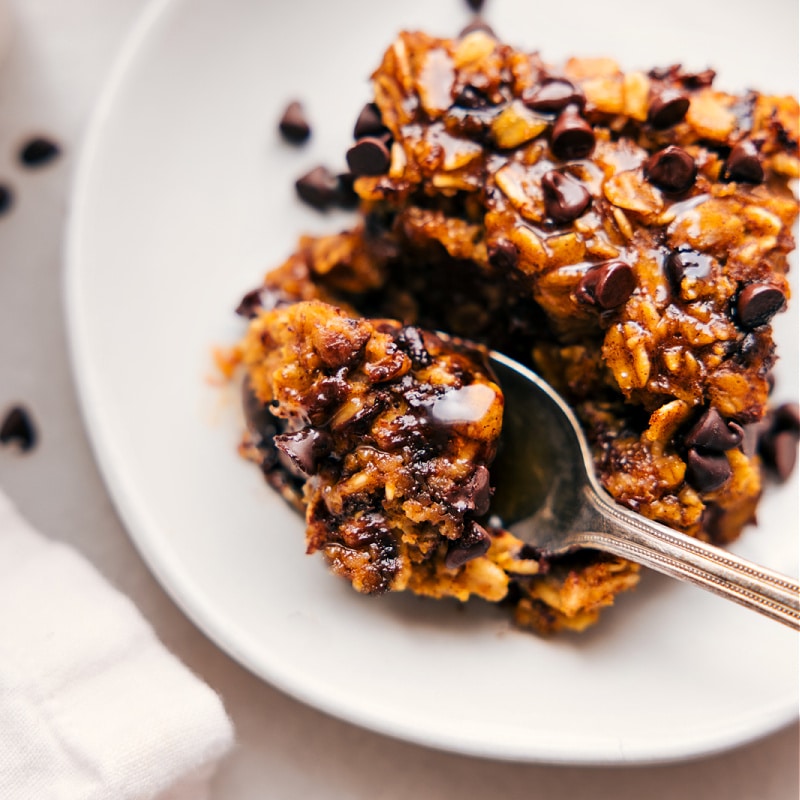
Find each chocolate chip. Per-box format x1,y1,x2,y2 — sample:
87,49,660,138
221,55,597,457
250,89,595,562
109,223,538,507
550,105,595,160
459,18,496,38
722,140,764,184
522,80,585,113
759,430,798,482
0,406,37,451
0,184,13,215
395,326,431,367
465,0,485,10
648,65,680,81
648,88,690,129
685,408,744,452
278,101,311,144
235,285,280,318
454,85,491,109
773,402,800,435
444,521,492,570
450,465,492,516
664,247,712,291
541,170,591,223
686,448,732,492
643,145,696,193
275,427,332,477
680,68,715,89
487,238,519,271
19,137,61,167
736,283,786,329
295,165,340,210
353,102,387,139
577,260,636,310
346,136,391,176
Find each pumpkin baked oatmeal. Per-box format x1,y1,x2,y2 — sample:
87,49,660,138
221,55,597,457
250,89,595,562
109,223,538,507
232,29,799,634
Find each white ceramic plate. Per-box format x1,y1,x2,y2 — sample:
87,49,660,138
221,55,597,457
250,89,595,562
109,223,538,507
65,0,799,764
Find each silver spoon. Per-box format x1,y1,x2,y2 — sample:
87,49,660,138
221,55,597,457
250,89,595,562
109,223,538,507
487,351,800,630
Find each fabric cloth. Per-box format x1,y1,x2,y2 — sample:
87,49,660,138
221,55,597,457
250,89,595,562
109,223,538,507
0,489,235,800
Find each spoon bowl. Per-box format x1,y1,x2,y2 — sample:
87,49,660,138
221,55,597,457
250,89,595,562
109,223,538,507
487,351,800,630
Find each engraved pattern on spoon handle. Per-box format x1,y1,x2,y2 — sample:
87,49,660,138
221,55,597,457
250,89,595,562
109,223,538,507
578,487,800,630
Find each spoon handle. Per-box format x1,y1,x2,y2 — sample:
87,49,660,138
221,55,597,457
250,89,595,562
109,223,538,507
573,486,800,630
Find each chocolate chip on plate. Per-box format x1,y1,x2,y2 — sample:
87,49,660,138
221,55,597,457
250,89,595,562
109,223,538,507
278,101,311,144
736,283,786,329
643,145,696,193
523,80,585,113
19,137,61,167
353,102,387,139
295,165,340,210
465,0,485,10
346,136,392,176
576,260,636,310
550,104,595,160
0,184,13,215
686,448,732,493
648,88,690,129
542,170,591,223
759,430,799,482
0,406,37,451
773,402,800,436
722,140,764,184
685,407,744,452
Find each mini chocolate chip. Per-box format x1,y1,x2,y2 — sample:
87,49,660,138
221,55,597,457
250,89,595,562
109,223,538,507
444,521,492,570
487,238,519,271
275,427,332,477
235,285,281,318
648,88,690,129
395,326,431,367
346,136,391,176
0,406,37,451
353,102,387,139
722,140,764,184
759,430,798,482
454,85,490,109
19,137,61,167
685,408,744,452
0,184,13,215
736,283,786,329
550,105,595,160
459,18,496,38
680,68,715,89
686,448,732,493
773,402,800,435
541,170,591,223
466,0,485,10
295,165,340,210
576,260,636,310
450,465,492,516
664,247,712,290
643,145,696,193
278,101,311,144
522,80,585,113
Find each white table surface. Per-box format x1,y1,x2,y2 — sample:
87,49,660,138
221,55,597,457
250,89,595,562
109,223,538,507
0,1,797,797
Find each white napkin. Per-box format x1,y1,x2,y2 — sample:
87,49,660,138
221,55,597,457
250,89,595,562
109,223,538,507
0,489,235,800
